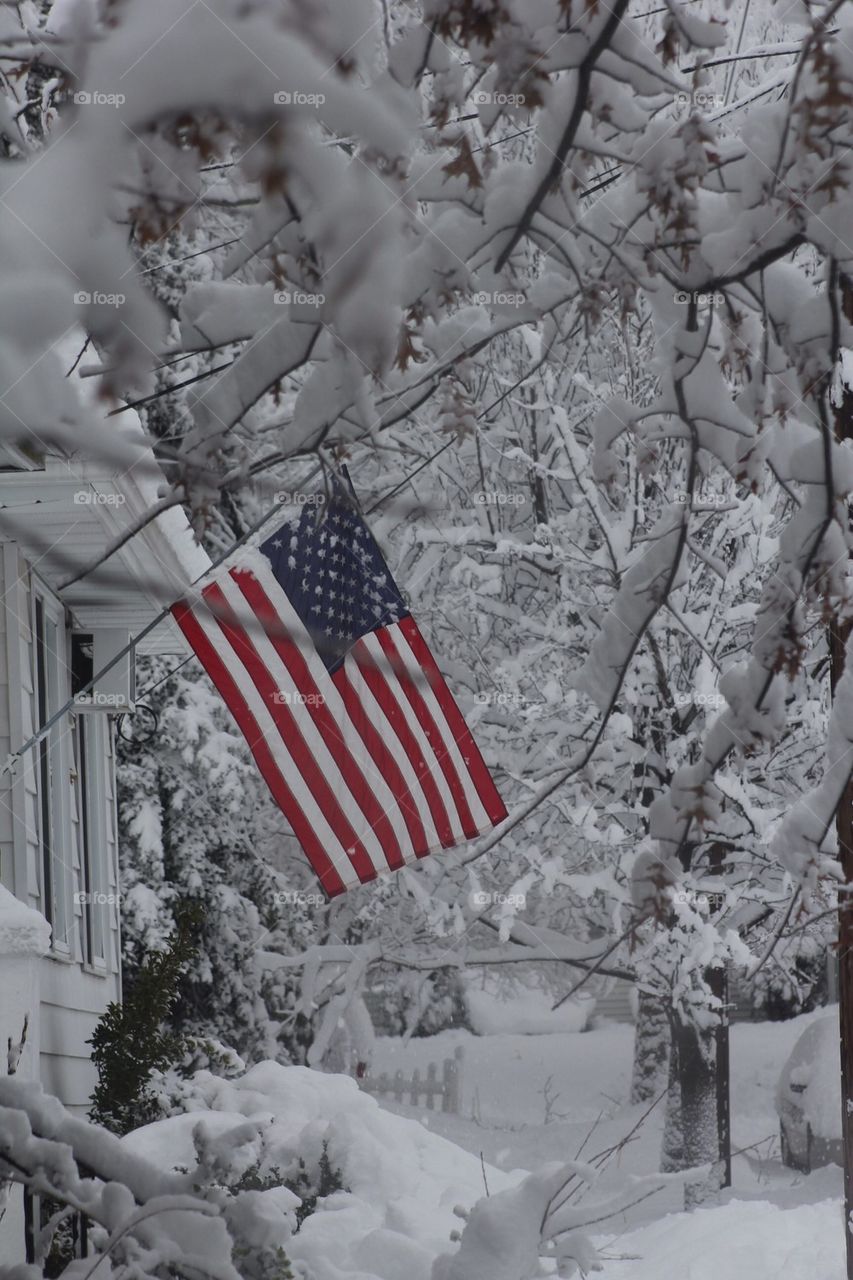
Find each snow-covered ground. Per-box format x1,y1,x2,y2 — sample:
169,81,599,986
120,1014,843,1280
369,1010,844,1272
603,1197,843,1279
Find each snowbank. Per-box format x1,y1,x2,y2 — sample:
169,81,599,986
0,884,50,955
463,978,594,1035
601,1197,843,1279
122,1063,516,1280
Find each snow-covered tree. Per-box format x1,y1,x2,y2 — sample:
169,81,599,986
118,660,281,1062
3,0,853,1234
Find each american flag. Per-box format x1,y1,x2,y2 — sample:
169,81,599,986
171,492,507,897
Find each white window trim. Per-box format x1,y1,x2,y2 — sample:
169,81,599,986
32,587,74,957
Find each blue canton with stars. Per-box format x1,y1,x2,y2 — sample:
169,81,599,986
260,494,410,673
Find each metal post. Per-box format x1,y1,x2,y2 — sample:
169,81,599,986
713,966,732,1188
1,489,300,776
708,842,731,1189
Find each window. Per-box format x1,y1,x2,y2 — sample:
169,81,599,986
33,593,71,950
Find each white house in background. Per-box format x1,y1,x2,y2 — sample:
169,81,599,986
0,447,209,1261
0,449,209,1102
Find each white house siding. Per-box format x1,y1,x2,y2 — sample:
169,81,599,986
39,965,118,1112
0,541,121,1114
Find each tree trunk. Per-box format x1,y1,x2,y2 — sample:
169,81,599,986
675,1016,723,1208
660,1026,683,1175
630,989,670,1104
830,573,853,1273
660,1007,724,1207
830,273,853,1280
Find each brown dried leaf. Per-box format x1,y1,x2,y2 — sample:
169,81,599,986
442,134,483,189
395,324,427,372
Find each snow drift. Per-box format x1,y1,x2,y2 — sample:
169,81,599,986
122,1062,517,1280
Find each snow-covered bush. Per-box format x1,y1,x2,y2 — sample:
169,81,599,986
120,1059,520,1280
0,1076,298,1280
746,929,832,1021
366,967,471,1039
433,1146,699,1279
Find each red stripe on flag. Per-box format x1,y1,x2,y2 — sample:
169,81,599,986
331,659,433,859
232,570,406,873
375,626,479,838
398,616,508,826
353,635,456,848
202,582,377,886
171,600,346,898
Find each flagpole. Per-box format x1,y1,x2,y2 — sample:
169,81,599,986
4,441,456,775
1,484,315,777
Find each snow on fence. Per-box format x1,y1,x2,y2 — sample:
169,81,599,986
357,1046,464,1114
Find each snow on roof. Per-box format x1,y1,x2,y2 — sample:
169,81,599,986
0,331,213,653
148,496,212,584
0,883,51,956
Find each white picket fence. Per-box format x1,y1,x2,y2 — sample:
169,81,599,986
356,1046,464,1114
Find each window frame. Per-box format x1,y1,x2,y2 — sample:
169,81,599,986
32,588,73,956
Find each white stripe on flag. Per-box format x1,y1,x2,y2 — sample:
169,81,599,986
191,591,361,890
359,630,467,845
390,621,492,831
340,649,443,858
217,570,397,872
247,561,432,863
